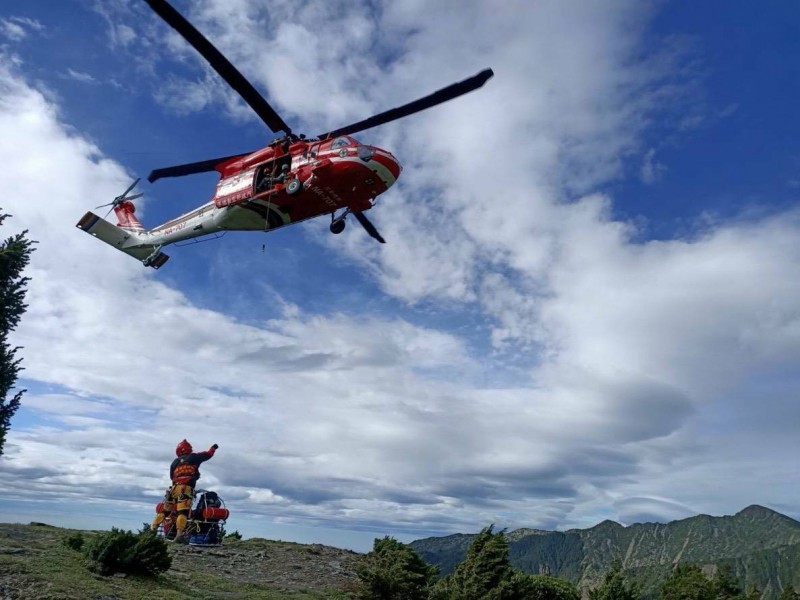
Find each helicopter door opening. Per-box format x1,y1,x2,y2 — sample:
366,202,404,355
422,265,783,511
254,156,292,194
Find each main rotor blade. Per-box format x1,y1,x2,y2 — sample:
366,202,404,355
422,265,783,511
353,211,386,244
317,68,494,140
143,0,292,135
147,151,252,183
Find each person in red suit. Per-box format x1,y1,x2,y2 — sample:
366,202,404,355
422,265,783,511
152,439,218,542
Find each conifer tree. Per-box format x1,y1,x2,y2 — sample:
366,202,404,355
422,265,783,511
0,212,35,457
712,564,741,600
441,526,515,599
590,560,641,600
431,526,579,600
515,573,580,600
660,564,715,600
357,536,438,600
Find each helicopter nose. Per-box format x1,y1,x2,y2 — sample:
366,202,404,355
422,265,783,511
360,145,402,189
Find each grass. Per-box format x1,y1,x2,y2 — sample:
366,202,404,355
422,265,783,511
0,523,357,600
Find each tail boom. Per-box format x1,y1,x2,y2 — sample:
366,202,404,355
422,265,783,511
76,212,169,269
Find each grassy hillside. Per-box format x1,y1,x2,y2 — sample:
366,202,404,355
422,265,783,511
0,522,360,599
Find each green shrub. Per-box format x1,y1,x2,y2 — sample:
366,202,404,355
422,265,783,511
516,573,580,600
660,564,715,600
62,531,85,551
357,536,438,600
780,585,800,600
226,530,243,541
83,526,171,576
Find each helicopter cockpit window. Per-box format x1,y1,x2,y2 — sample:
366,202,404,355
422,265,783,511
331,137,351,149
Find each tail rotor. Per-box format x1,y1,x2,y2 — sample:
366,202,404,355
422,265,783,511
96,178,143,219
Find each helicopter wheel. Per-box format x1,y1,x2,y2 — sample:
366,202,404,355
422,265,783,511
330,219,346,234
286,178,303,195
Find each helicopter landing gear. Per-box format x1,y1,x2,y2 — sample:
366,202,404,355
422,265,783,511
286,178,303,195
327,208,385,242
330,218,346,234
142,245,163,266
330,211,347,234
142,245,169,269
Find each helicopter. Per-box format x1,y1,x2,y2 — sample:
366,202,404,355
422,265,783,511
76,0,494,269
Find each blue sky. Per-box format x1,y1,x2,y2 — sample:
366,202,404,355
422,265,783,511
2,0,800,553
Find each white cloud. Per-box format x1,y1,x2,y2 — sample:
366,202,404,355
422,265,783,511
1,20,28,42
115,24,136,47
0,17,44,42
65,68,97,84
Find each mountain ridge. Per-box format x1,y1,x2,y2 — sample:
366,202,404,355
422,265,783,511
410,504,800,598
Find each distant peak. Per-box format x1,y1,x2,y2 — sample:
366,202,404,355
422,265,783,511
736,505,778,517
591,519,623,530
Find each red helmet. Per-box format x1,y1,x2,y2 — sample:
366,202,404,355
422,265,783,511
176,439,192,456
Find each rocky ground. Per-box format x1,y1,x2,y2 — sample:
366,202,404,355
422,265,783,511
0,522,362,599
169,537,361,593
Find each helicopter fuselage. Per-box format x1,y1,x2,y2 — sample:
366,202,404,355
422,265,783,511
105,135,401,250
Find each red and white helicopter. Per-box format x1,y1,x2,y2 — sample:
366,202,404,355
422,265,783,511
76,0,493,269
